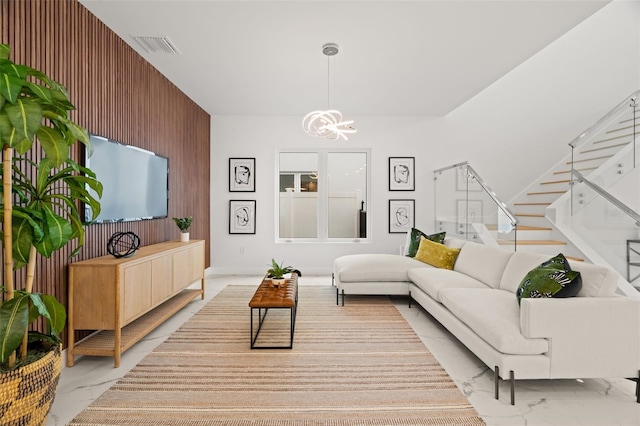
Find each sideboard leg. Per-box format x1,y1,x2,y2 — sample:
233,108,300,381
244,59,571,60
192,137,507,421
114,328,121,368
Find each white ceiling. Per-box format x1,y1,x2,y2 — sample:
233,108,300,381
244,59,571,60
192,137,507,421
79,0,609,117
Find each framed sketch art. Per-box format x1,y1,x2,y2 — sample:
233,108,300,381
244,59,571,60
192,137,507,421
229,200,256,234
389,199,415,233
389,157,415,191
229,158,255,192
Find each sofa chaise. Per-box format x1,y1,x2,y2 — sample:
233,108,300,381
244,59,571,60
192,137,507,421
333,236,640,405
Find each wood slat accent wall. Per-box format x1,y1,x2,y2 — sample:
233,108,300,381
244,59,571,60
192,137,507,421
1,0,211,347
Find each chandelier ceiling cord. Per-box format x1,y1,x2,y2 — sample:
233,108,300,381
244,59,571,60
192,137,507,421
302,43,357,141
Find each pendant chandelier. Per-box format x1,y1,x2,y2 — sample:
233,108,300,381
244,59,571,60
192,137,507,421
302,43,356,141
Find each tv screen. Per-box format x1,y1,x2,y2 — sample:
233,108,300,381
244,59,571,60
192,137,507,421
84,134,169,223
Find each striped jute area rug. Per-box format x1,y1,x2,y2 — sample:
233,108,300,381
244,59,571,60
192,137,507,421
69,285,485,425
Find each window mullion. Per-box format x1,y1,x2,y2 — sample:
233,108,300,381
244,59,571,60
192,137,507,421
317,150,328,240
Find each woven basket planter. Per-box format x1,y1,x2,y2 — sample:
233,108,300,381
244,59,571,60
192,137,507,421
0,346,62,426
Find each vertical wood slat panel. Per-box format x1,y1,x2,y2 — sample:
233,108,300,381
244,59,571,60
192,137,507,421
1,0,211,346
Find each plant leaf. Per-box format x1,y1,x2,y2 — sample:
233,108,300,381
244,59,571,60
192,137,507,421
36,157,53,194
36,126,68,167
11,216,35,265
0,44,10,60
35,204,72,255
37,294,66,336
12,207,45,241
0,293,29,363
5,98,42,141
0,71,24,105
41,111,88,144
0,110,31,151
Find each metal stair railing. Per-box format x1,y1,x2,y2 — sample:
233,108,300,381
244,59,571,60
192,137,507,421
572,169,640,226
434,161,518,249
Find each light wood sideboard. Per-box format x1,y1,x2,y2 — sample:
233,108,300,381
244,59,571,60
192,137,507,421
67,240,205,367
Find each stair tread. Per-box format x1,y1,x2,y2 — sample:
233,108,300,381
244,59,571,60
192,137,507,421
497,239,567,246
514,202,551,206
515,213,545,217
527,191,566,195
590,133,632,144
486,224,551,231
566,154,613,165
565,256,585,262
619,113,640,124
553,167,597,175
605,123,640,134
540,179,570,185
580,141,629,154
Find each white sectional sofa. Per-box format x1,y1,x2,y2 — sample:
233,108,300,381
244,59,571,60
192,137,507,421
333,237,640,404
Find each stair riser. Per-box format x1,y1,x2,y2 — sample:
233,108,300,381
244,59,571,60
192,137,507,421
525,193,565,204
514,216,551,228
496,230,552,241
513,204,549,215
505,245,569,255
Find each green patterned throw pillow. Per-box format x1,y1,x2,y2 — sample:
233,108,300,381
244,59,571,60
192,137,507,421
516,253,582,305
405,228,446,257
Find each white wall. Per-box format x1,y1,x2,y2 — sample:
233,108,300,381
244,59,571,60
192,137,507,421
210,0,640,275
443,0,640,201
211,116,444,274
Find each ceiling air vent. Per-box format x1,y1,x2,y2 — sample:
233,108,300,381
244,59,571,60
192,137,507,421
131,35,181,54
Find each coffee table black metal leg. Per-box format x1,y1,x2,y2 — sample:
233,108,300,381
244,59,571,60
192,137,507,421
250,306,296,349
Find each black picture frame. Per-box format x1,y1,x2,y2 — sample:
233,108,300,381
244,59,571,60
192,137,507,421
229,200,256,234
389,157,415,191
388,199,415,233
229,158,255,192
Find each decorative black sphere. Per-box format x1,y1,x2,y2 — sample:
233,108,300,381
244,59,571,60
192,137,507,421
107,232,140,258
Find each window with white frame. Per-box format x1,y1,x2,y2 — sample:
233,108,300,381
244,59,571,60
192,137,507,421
277,149,369,241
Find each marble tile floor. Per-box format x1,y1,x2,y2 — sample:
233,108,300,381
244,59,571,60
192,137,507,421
48,275,640,426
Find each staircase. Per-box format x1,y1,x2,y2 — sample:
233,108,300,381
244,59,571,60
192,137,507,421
502,97,639,259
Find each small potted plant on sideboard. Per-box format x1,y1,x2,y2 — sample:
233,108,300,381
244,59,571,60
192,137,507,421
173,216,193,242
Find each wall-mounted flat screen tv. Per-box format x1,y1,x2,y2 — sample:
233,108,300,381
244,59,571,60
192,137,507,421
84,134,169,223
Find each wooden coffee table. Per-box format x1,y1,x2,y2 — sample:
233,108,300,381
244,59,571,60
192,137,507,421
248,272,299,349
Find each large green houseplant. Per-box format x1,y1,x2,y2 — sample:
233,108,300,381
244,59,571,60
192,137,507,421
0,43,102,424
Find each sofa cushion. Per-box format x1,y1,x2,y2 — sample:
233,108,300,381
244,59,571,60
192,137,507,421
500,251,553,294
570,260,618,297
443,237,466,249
516,254,582,304
501,251,618,298
414,237,461,270
453,241,514,288
439,288,549,355
404,228,447,257
408,267,489,302
334,254,430,283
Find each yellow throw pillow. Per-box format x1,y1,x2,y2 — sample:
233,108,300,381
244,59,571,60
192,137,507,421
414,236,461,270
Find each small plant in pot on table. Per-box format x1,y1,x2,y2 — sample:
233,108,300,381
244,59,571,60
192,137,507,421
173,216,192,242
267,258,292,288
